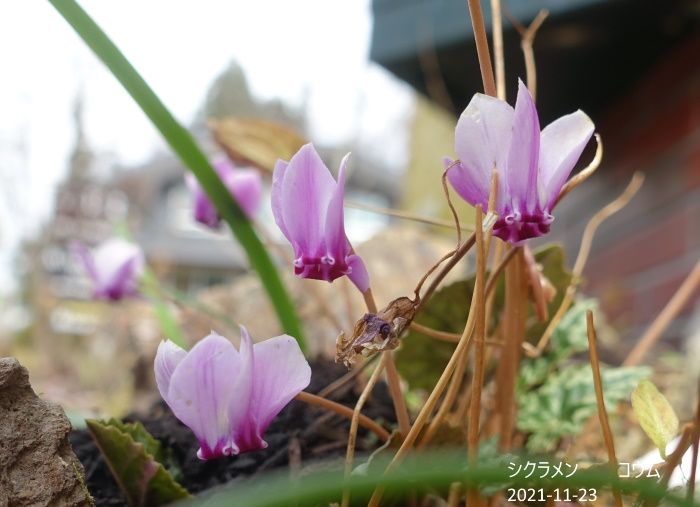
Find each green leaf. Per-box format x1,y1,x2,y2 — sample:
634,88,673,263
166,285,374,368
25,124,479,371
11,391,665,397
631,379,679,459
86,419,190,506
517,364,651,452
48,0,305,351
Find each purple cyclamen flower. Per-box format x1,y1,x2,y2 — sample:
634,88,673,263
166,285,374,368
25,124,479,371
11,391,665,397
75,237,144,301
271,143,370,292
154,328,311,459
186,157,262,228
446,79,594,243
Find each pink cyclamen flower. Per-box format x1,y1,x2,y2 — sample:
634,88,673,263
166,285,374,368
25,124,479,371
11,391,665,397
186,157,262,228
446,79,594,243
154,328,311,459
271,143,370,292
75,237,144,301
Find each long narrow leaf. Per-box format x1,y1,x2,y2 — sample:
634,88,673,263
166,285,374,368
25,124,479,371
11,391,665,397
48,0,305,350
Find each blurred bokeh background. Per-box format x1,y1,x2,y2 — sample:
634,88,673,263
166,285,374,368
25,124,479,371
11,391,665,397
0,0,698,419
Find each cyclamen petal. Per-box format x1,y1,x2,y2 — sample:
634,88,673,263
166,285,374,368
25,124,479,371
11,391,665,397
154,330,311,460
271,143,370,293
448,78,594,244
187,157,262,229
75,238,144,301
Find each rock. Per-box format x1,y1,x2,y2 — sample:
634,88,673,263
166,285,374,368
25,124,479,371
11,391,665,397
0,357,93,507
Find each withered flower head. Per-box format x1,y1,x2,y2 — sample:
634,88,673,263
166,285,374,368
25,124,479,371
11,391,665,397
335,297,417,367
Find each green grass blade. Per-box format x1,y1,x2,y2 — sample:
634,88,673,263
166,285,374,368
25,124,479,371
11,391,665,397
48,0,305,350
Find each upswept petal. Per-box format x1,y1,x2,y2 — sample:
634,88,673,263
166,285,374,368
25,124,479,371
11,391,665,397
538,110,595,210
281,144,337,256
271,159,290,240
506,80,540,213
227,326,257,451
454,93,514,211
250,334,311,432
323,152,351,262
154,340,187,404
346,254,370,293
167,333,241,458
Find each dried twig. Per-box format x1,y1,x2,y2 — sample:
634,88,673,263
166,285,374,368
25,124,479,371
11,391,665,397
294,391,389,442
587,311,623,507
341,359,386,507
555,134,604,208
490,0,506,100
624,259,700,366
467,205,488,506
466,0,497,97
529,172,644,357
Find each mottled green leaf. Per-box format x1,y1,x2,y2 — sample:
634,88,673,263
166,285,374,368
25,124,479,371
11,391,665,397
517,364,651,452
87,419,190,506
631,379,679,459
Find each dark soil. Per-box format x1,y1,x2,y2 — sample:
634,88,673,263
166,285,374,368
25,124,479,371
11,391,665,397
70,360,396,506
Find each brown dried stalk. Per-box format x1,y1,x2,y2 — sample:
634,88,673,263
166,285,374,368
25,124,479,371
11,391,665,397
555,133,603,208
643,424,694,507
689,378,700,502
530,172,644,357
363,289,411,438
505,9,549,100
586,311,623,507
466,0,497,97
467,205,488,507
490,0,506,100
448,482,462,507
340,358,386,507
624,259,700,366
294,391,389,441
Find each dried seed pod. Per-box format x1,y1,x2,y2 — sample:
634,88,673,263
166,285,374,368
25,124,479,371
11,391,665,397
336,297,417,367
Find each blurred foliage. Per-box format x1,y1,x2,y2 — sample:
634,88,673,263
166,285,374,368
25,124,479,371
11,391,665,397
395,244,570,390
86,418,190,506
632,379,679,459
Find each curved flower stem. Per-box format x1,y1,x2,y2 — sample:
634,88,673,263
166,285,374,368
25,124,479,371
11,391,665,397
555,133,603,208
295,391,389,442
529,172,643,357
341,359,386,507
586,311,623,507
362,289,411,438
345,200,474,232
467,206,487,506
466,0,497,97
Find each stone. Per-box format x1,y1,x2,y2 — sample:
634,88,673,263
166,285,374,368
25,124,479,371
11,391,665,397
0,357,93,506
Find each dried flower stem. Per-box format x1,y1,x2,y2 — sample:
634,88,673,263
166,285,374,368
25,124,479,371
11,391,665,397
367,285,485,507
341,359,386,507
317,355,378,399
466,0,497,97
490,0,506,100
362,289,411,438
586,311,623,507
689,379,700,502
531,172,644,356
295,391,389,442
623,259,700,366
448,482,462,507
345,200,474,232
643,425,694,507
686,382,700,503
410,322,504,347
467,205,488,506
554,134,603,208
418,233,476,309
496,247,526,452
510,9,548,100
